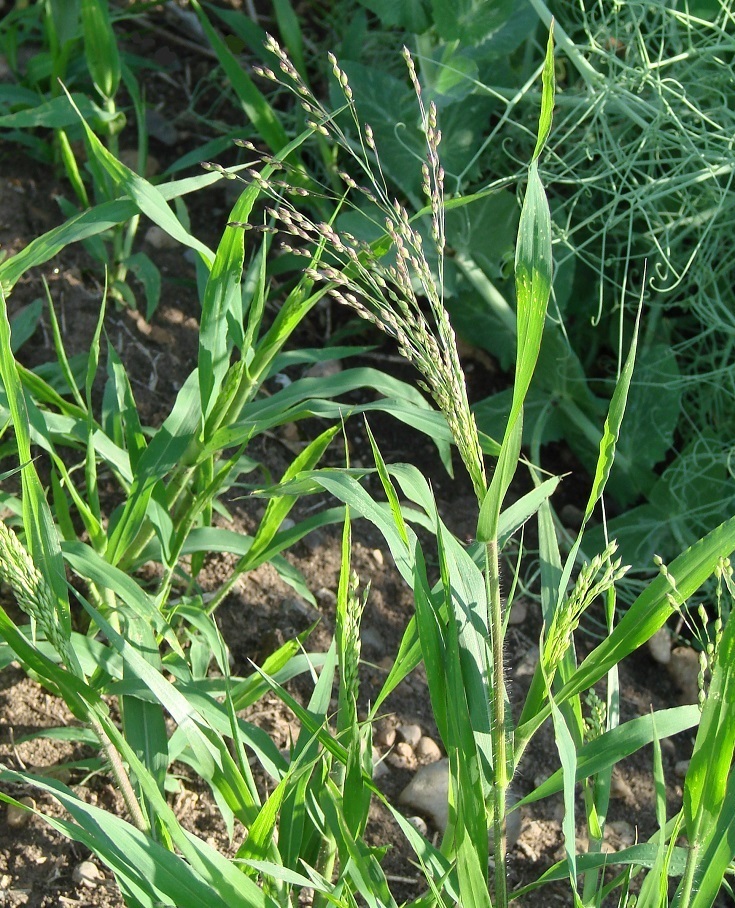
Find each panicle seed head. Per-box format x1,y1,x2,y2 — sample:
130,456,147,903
0,520,73,667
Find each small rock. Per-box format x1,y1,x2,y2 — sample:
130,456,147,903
6,797,34,827
675,759,690,780
305,359,342,379
508,599,528,626
415,736,442,764
301,529,325,553
73,860,103,888
407,815,428,836
668,647,701,704
371,548,384,568
315,587,337,608
660,736,676,757
281,597,320,623
280,422,300,442
361,625,385,655
396,724,423,748
399,758,450,832
145,107,178,146
605,819,636,849
279,517,296,532
144,225,178,250
514,646,540,679
609,767,633,801
648,627,672,664
372,746,390,780
374,720,396,749
386,741,417,770
118,149,160,177
398,760,521,847
0,873,11,890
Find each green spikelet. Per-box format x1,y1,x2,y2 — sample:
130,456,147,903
0,519,74,667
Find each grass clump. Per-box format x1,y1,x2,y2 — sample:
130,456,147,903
0,7,734,908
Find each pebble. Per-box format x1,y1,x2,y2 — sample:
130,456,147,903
648,627,672,664
144,225,178,250
508,599,528,626
372,746,390,780
414,736,442,764
305,359,342,379
396,723,423,748
281,597,320,623
604,819,636,850
675,759,690,780
6,797,34,827
668,647,700,704
279,517,296,532
280,422,300,442
73,861,103,888
361,625,385,655
398,759,522,847
118,149,160,177
315,587,337,608
399,758,450,832
609,767,633,801
406,815,428,836
514,646,540,679
387,742,417,770
374,720,396,749
301,529,325,553
371,548,384,568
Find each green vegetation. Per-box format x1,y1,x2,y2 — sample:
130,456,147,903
0,1,734,906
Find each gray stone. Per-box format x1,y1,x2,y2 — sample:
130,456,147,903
374,720,396,749
372,746,390,780
415,736,442,763
361,625,386,655
315,587,337,608
399,759,521,847
396,723,423,748
399,759,450,832
508,599,528,626
387,742,417,770
648,627,672,664
668,646,701,704
73,861,103,888
407,815,428,836
6,798,33,828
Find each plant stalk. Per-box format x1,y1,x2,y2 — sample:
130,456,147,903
88,712,148,833
487,537,508,907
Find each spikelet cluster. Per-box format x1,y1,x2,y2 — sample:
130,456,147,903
0,519,73,666
542,542,629,680
226,36,487,500
337,569,368,729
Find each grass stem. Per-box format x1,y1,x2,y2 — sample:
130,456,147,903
487,537,509,907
